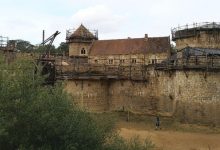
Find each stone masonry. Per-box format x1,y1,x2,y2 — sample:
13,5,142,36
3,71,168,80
65,68,220,125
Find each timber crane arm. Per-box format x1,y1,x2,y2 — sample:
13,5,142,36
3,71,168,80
41,31,60,57
36,31,60,85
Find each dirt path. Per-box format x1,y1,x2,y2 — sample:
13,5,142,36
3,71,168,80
118,123,220,150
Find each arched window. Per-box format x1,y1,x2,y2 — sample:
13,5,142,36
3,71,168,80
120,59,125,64
109,59,113,64
131,58,136,64
81,48,86,54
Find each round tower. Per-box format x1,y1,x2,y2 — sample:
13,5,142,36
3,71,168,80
172,22,220,50
66,24,98,58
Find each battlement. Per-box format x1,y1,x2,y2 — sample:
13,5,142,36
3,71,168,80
171,22,220,41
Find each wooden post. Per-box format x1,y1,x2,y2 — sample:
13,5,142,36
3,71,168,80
127,109,130,122
81,80,84,108
129,65,131,79
212,54,213,67
206,53,208,69
42,30,45,46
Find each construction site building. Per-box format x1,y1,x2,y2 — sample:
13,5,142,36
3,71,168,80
88,35,170,66
66,24,98,63
172,22,220,50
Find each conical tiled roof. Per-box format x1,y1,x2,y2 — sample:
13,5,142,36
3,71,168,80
70,24,97,39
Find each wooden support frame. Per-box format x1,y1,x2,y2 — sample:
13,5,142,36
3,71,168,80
184,70,189,78
203,70,208,79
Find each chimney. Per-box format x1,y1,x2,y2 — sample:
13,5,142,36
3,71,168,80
144,34,148,38
144,34,148,41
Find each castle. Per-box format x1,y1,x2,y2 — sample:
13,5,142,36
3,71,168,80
59,22,220,125
66,24,170,65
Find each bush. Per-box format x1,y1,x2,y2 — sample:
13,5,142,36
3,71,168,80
0,57,111,150
0,56,155,150
104,135,155,150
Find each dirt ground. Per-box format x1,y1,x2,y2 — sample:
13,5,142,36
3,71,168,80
117,121,220,150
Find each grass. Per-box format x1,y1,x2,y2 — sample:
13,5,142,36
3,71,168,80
91,112,156,150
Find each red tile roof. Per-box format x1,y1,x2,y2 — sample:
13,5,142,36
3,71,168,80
89,37,170,55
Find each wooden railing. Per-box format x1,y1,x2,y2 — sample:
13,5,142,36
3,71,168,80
54,55,220,80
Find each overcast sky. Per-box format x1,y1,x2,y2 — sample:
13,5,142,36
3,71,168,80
0,0,219,46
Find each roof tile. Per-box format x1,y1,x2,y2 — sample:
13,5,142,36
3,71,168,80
89,37,170,55
69,24,96,39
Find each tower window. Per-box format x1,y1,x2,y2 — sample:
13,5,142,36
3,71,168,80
152,59,157,64
81,48,86,54
131,58,136,64
120,59,125,64
109,59,113,64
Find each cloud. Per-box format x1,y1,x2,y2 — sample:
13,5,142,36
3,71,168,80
71,5,127,35
1,0,220,46
0,13,69,46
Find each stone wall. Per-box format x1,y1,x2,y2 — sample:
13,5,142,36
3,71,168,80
174,71,220,125
65,69,220,125
69,42,91,57
176,31,220,50
88,53,168,65
65,80,110,111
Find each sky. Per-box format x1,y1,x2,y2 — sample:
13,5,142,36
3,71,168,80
0,0,219,46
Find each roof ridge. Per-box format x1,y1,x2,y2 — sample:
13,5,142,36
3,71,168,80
94,38,145,42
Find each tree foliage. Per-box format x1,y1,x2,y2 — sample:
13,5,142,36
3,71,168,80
0,55,155,150
56,42,68,55
14,39,69,56
0,56,112,150
34,44,56,54
35,42,68,55
9,39,68,56
15,40,34,52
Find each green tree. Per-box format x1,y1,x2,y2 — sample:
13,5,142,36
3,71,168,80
34,44,56,55
0,55,155,150
57,42,69,55
34,44,45,53
15,40,34,52
0,56,113,150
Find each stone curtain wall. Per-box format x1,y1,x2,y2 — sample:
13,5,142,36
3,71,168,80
108,71,175,116
65,80,110,111
65,70,220,125
174,71,220,125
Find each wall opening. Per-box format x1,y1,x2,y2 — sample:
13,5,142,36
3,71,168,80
81,48,86,54
131,58,136,64
109,59,113,64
